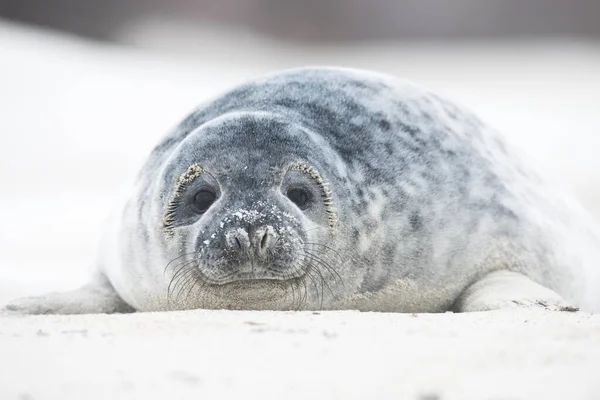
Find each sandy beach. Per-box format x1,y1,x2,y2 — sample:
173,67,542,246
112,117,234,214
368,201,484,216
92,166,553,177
2,309,600,400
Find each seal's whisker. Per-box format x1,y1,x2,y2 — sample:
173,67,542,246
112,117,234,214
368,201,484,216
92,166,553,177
169,258,197,281
304,242,344,261
183,272,203,303
305,268,323,310
281,275,291,310
289,273,298,311
172,265,201,301
303,250,345,286
167,259,198,297
299,274,309,311
169,269,196,302
298,278,308,311
291,273,304,311
175,274,198,303
166,258,199,301
163,252,198,276
280,272,299,311
168,266,193,299
304,245,341,267
305,250,344,285
308,262,328,306
303,258,335,300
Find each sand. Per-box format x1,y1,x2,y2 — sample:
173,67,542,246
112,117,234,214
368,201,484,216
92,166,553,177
1,18,600,400
1,309,600,400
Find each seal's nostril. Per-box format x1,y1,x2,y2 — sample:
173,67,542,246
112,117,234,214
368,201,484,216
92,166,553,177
226,228,250,251
260,231,269,250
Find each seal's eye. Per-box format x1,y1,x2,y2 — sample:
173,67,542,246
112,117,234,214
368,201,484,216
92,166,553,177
287,188,310,210
192,190,217,214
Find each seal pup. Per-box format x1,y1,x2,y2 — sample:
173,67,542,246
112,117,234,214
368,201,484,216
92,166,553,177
5,67,600,314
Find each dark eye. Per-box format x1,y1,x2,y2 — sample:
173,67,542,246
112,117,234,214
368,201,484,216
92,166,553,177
192,190,217,213
287,188,310,210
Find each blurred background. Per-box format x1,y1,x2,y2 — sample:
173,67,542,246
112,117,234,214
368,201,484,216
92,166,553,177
0,1,599,303
2,0,600,42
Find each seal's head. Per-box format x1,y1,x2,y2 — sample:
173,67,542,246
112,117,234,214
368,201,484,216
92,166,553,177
157,112,341,309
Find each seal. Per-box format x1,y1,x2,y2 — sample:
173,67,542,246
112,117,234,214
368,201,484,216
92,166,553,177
5,66,600,314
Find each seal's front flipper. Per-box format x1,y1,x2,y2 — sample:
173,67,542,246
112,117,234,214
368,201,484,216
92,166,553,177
2,276,134,315
453,270,572,312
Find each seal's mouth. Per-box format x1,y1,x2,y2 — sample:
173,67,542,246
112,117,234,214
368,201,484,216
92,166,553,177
191,273,308,304
197,267,307,286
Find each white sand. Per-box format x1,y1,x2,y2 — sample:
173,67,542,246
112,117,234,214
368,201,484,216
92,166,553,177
2,309,600,400
1,18,600,399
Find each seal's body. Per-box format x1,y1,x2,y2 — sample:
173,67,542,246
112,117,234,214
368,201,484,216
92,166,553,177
6,67,600,314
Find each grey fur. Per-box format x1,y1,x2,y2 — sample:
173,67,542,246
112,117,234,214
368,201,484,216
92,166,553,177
5,66,600,314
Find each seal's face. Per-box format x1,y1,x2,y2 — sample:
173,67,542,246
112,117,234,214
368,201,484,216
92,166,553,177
158,113,340,309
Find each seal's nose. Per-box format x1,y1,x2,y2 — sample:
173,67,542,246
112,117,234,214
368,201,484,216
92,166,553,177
224,226,277,256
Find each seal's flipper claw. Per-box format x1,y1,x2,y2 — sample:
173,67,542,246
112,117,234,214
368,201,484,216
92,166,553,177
453,270,571,312
2,277,134,315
